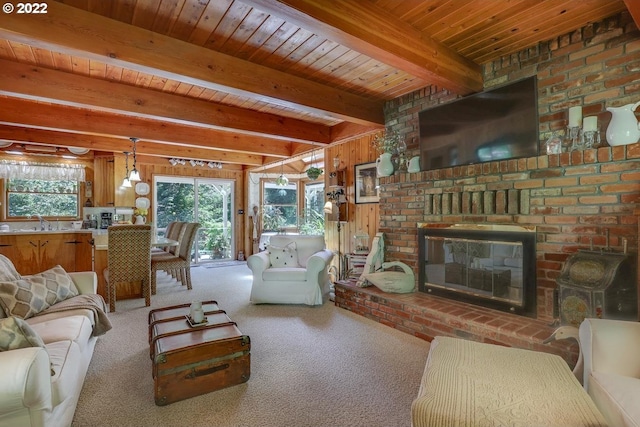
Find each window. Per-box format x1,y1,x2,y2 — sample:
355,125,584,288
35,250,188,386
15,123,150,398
262,181,297,232
6,179,79,218
300,182,325,235
154,176,235,263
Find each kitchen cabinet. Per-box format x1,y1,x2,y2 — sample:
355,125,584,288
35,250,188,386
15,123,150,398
93,154,135,208
93,156,115,207
0,232,92,275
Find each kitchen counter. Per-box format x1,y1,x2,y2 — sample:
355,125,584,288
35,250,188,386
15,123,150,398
0,229,94,235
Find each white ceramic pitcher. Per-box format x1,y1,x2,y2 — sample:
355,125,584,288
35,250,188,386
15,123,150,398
605,101,640,146
134,215,145,225
408,156,420,173
376,152,395,177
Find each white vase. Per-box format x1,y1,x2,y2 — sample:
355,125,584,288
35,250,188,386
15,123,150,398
605,101,640,146
376,152,395,177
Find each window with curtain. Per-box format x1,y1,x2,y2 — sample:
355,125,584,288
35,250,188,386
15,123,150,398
6,179,79,218
0,161,85,219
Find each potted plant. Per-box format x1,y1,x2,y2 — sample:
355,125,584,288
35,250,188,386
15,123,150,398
305,149,323,180
306,166,323,180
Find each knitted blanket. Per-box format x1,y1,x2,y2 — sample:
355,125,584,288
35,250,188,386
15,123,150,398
40,293,113,336
411,336,607,427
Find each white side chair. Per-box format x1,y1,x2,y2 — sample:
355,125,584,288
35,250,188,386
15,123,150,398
247,235,333,306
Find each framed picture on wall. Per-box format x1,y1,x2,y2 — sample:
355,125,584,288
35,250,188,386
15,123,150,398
354,162,379,204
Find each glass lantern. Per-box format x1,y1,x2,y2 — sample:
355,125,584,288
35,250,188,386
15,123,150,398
353,232,370,254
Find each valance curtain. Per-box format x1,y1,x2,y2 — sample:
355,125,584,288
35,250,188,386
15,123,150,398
0,161,86,181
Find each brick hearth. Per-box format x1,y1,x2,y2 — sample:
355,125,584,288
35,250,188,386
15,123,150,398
334,280,578,365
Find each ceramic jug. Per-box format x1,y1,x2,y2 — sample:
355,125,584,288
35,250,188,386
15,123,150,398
134,215,145,225
407,156,420,173
605,101,640,146
376,152,394,177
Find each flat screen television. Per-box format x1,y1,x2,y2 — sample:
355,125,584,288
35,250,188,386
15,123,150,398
418,76,539,171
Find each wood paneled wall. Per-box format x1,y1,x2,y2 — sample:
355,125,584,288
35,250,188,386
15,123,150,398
324,133,381,265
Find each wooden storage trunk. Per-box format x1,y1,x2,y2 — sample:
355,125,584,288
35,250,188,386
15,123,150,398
149,302,250,406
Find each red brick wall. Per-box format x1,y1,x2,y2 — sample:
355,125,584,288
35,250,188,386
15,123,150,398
379,12,640,322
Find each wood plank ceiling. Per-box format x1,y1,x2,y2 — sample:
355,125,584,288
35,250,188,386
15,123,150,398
0,0,635,171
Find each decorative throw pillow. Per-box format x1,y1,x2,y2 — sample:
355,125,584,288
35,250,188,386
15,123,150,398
268,242,299,268
0,255,21,282
0,316,46,351
0,265,79,319
0,316,54,376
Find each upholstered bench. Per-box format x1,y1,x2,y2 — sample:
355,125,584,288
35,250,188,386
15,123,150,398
411,336,607,427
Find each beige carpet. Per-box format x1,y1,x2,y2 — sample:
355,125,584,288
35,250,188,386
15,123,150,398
72,263,430,427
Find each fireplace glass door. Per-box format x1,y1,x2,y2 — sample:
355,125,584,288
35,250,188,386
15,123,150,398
418,225,536,317
425,236,523,304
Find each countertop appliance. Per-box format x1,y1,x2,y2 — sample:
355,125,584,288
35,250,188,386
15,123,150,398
100,212,113,229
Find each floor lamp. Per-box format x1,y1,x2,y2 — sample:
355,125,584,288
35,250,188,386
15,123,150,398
325,187,346,281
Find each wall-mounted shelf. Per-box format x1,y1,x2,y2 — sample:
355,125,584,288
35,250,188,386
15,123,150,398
329,170,345,188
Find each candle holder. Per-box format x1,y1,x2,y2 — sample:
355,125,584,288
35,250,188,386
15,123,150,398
581,129,600,149
566,126,583,151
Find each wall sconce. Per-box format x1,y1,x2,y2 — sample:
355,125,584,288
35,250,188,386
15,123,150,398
326,187,345,203
333,157,340,170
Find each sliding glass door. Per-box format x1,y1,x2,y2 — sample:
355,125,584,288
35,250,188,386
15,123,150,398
154,176,234,264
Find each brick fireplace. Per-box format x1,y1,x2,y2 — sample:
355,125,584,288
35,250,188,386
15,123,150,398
334,13,640,364
335,143,640,365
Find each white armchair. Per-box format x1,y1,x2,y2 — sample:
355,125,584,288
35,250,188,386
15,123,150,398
247,235,333,306
579,318,640,427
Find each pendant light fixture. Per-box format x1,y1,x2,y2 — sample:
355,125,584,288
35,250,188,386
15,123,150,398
121,151,132,188
128,137,141,182
275,161,288,187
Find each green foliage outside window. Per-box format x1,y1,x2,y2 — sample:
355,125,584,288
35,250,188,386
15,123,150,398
300,183,325,235
263,183,297,230
7,179,78,218
155,179,233,261
155,182,195,226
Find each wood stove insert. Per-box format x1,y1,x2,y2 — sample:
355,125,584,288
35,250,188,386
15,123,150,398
418,224,537,318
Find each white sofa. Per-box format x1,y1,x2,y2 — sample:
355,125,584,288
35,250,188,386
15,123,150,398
580,318,640,427
0,256,109,427
248,235,334,305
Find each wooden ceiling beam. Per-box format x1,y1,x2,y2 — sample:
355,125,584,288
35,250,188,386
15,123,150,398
0,1,384,125
624,0,640,28
0,97,296,158
0,125,264,166
0,59,331,145
243,0,483,95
